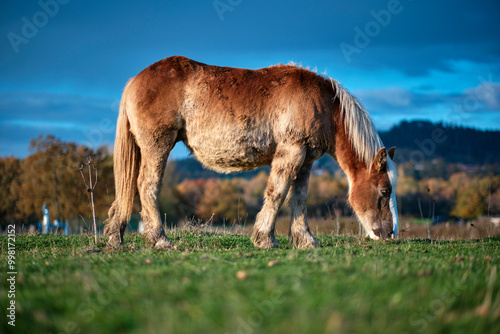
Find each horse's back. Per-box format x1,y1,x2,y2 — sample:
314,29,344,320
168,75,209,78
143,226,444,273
126,56,334,172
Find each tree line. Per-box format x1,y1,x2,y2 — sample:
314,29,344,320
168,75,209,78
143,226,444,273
380,120,500,165
0,135,114,229
1,130,499,230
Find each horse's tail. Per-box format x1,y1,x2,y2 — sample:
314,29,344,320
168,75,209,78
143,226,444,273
112,79,141,224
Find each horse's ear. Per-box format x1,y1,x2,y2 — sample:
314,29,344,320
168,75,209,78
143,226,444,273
387,146,396,160
372,147,387,172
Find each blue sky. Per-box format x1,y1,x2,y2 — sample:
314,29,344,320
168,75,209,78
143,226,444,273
1,0,499,159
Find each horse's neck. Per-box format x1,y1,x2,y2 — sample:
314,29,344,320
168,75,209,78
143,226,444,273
333,128,367,183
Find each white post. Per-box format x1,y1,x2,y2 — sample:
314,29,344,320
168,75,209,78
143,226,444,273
42,203,50,234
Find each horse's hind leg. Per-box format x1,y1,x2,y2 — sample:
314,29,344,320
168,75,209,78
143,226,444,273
251,145,306,248
288,162,318,248
137,139,175,249
104,201,128,246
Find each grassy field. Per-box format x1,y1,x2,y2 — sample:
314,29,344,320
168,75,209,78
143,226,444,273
1,230,499,334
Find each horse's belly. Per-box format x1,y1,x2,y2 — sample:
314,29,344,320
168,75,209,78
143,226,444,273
186,132,274,173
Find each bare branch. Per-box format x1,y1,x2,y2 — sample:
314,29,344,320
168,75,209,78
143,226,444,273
79,156,98,245
78,164,90,189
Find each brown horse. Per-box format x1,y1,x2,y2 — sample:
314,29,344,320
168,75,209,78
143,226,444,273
104,56,398,249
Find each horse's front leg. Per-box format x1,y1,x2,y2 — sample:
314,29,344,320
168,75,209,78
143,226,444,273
288,162,318,249
251,145,306,248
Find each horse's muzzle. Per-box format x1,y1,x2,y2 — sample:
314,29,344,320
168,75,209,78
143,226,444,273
369,228,394,240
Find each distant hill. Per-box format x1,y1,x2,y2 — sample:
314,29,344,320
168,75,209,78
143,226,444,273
380,120,500,165
169,120,500,180
169,157,269,182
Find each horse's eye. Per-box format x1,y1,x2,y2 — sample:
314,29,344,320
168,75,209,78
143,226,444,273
380,189,390,197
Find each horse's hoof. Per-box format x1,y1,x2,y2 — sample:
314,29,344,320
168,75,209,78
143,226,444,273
106,234,122,247
155,238,174,250
252,231,279,249
254,239,279,249
290,233,319,249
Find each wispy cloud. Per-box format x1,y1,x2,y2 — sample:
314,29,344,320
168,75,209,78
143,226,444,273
2,119,81,130
356,81,500,130
0,92,118,157
0,92,117,122
463,82,500,110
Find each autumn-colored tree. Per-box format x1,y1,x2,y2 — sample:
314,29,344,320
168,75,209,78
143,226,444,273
307,172,348,217
15,135,114,226
234,171,268,219
176,178,207,217
490,188,500,216
157,161,183,224
486,176,500,216
451,188,486,220
175,178,247,224
0,156,22,227
3,135,499,229
197,179,247,223
449,174,495,220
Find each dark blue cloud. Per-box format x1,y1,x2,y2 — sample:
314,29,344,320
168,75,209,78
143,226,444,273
2,0,499,84
0,91,117,156
0,90,191,158
357,80,500,130
1,0,499,158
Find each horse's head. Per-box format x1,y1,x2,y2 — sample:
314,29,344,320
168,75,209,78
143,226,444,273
349,147,398,240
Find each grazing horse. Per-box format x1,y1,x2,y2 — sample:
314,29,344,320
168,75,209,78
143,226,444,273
104,56,398,249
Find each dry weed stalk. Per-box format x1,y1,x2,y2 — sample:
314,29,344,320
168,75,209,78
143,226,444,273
79,157,98,244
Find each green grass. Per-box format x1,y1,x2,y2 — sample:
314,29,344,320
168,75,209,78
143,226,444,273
1,231,499,334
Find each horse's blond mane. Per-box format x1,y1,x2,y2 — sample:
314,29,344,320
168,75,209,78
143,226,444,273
330,79,383,168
